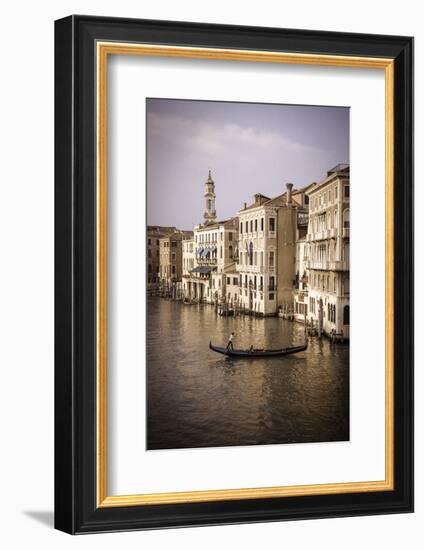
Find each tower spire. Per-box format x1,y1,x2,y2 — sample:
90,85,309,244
203,170,217,225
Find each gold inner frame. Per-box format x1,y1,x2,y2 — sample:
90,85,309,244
96,42,395,508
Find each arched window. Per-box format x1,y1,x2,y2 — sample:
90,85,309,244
343,208,350,228
343,305,350,325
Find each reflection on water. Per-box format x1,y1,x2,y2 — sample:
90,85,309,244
147,297,349,450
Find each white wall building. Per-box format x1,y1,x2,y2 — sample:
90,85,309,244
182,239,195,277
293,237,310,321
237,184,309,316
182,171,238,303
306,164,350,338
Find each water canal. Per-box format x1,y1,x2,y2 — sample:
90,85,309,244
147,297,349,450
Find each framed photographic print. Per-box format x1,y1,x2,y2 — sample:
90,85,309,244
54,15,414,534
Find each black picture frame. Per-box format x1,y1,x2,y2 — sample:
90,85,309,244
55,15,414,534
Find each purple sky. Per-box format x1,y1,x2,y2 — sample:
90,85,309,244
147,98,349,229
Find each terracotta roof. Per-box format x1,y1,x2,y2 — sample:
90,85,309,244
239,185,307,212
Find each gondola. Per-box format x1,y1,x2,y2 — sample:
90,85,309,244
209,341,308,358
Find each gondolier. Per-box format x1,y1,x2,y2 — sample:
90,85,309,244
226,332,235,351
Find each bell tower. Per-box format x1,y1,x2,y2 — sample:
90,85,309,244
203,170,217,225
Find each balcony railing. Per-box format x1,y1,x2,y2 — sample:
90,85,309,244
307,260,349,271
327,260,349,271
236,264,261,273
197,257,217,264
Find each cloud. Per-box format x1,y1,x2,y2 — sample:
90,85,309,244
147,111,326,158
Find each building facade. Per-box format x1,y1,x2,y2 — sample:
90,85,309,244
182,171,238,304
158,230,193,297
293,235,310,321
182,239,195,277
306,164,350,338
147,226,176,289
182,217,239,304
236,183,309,316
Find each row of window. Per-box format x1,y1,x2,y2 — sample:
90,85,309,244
195,232,233,244
309,183,349,212
308,299,349,325
196,245,234,260
147,238,160,246
239,217,275,235
310,207,350,233
239,248,275,268
295,302,308,316
310,273,349,294
238,275,276,291
310,241,350,264
239,289,275,301
184,243,194,253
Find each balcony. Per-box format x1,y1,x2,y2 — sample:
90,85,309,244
327,260,349,271
306,260,326,270
307,260,349,271
236,264,261,273
307,228,338,241
197,257,217,265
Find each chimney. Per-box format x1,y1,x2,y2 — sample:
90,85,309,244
244,202,247,209
286,183,293,206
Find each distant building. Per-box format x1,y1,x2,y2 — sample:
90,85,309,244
147,225,176,289
237,183,309,316
157,229,193,297
306,164,350,338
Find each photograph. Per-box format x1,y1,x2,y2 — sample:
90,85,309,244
146,98,351,450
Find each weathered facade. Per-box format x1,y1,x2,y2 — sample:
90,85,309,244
182,217,238,304
147,225,176,289
306,164,350,338
236,184,309,316
158,230,193,297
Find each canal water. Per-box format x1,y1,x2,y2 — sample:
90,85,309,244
147,297,349,450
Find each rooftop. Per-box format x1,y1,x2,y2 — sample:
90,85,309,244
306,163,350,195
239,184,309,213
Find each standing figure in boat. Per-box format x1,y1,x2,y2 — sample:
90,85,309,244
226,332,235,351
